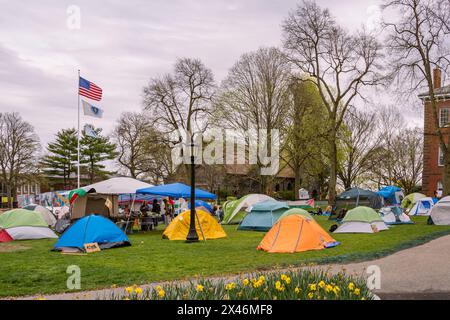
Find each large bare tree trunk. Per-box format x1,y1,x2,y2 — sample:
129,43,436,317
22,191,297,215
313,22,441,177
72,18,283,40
328,130,338,204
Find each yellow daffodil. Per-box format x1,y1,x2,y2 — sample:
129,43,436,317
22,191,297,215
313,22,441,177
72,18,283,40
284,277,291,285
280,274,287,281
242,279,249,286
275,281,285,292
157,289,165,298
294,287,301,294
348,282,355,291
225,282,236,291
318,280,326,288
308,292,314,299
333,286,340,295
259,275,265,282
309,284,317,291
196,284,204,292
135,287,143,295
354,288,360,296
111,284,117,289
325,284,333,293
125,286,133,294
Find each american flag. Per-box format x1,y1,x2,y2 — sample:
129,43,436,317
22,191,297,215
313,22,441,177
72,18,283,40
79,76,102,101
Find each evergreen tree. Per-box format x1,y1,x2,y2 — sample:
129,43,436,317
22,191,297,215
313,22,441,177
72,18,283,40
40,128,78,189
80,126,117,184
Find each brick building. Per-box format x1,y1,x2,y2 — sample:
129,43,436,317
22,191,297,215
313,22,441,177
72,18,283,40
419,69,450,197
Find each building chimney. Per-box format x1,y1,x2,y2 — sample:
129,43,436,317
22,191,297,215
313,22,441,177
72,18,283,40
433,68,442,89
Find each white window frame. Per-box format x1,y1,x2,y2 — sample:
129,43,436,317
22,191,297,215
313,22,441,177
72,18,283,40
439,108,450,127
439,146,445,167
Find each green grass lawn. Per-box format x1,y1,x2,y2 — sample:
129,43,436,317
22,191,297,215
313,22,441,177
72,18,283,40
1,216,450,297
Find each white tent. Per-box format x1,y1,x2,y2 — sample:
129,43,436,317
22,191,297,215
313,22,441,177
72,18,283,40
6,226,58,240
430,196,450,225
408,197,435,216
379,207,413,224
334,206,389,234
79,177,153,194
71,177,153,220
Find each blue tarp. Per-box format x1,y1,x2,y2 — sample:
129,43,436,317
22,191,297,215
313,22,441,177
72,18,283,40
53,215,130,251
136,183,217,199
377,186,402,205
188,200,214,213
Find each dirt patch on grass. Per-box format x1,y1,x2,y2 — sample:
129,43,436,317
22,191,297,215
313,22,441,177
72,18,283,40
0,244,31,253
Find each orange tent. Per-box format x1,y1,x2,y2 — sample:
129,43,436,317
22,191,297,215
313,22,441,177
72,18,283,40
257,214,339,253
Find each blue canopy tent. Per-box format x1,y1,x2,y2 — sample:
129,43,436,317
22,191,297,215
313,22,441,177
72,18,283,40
136,182,217,199
188,200,214,213
377,186,404,206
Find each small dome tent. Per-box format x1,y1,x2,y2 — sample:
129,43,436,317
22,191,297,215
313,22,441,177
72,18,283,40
379,206,413,224
0,209,58,240
163,209,226,240
408,197,435,216
222,194,275,225
23,204,57,227
430,196,450,225
401,193,427,210
53,215,130,252
238,200,289,231
334,206,388,233
257,214,339,253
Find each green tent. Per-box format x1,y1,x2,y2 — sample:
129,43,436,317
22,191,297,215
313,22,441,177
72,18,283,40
401,193,426,209
0,209,48,229
341,206,384,223
334,206,388,233
280,208,313,220
222,196,249,224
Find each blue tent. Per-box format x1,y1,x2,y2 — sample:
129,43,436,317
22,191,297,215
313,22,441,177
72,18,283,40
188,200,214,213
377,186,404,205
53,215,130,252
238,200,289,231
136,183,217,199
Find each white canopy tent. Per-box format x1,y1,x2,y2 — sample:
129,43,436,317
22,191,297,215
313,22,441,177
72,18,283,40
71,177,153,220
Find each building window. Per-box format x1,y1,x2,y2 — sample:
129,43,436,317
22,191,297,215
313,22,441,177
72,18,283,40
440,108,450,127
439,146,445,167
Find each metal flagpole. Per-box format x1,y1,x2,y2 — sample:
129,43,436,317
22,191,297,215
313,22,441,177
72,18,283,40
77,69,81,188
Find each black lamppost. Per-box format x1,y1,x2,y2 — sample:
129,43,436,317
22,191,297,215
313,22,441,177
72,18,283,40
186,133,199,242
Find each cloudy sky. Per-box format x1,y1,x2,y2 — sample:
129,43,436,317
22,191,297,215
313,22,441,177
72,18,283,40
0,0,422,150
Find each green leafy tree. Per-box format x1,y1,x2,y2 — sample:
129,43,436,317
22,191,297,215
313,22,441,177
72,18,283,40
80,126,117,184
40,128,78,189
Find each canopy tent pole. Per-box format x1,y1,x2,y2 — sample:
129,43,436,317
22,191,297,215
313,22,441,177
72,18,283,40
125,193,136,233
77,69,81,189
195,210,206,241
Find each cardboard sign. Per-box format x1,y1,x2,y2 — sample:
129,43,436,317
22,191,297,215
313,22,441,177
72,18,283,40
84,242,101,253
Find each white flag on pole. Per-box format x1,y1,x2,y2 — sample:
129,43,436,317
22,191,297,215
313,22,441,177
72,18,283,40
82,100,103,118
84,124,98,138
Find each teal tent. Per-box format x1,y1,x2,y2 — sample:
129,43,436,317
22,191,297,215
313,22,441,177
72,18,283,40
238,200,289,231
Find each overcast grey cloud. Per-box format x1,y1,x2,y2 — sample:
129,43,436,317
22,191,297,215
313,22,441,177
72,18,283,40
0,0,420,150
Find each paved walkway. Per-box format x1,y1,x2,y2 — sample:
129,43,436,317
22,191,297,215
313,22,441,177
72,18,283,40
8,235,450,300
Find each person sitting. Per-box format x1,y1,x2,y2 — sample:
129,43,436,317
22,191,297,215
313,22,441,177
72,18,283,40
315,207,323,216
322,205,332,217
140,201,149,217
336,209,348,223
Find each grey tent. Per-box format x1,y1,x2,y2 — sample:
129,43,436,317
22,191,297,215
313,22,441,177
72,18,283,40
335,187,384,211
